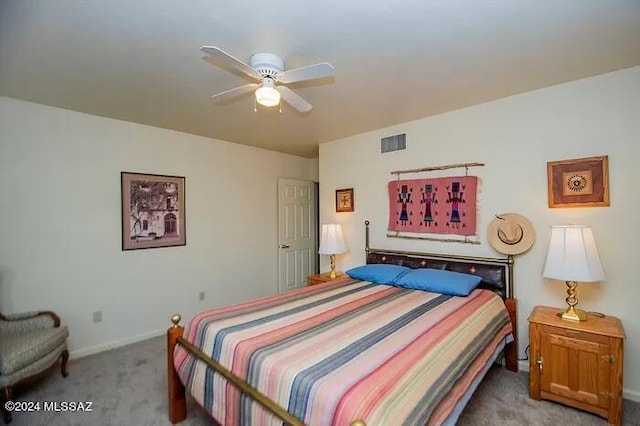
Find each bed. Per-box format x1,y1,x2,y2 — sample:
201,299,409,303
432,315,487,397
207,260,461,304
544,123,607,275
167,222,518,425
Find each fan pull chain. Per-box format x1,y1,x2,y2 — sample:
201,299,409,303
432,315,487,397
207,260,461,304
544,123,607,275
254,99,257,113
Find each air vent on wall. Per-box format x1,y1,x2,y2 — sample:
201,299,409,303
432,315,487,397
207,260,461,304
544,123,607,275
381,134,406,153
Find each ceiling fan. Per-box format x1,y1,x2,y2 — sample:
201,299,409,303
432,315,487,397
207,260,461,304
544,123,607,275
201,46,335,113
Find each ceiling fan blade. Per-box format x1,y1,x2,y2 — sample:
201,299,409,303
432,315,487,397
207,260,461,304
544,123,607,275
201,46,262,81
211,83,259,104
277,62,335,84
278,86,313,113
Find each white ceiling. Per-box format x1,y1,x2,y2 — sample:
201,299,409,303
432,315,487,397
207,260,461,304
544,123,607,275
1,1,639,158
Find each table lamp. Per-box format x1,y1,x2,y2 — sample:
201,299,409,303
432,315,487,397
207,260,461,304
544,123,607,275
318,224,347,278
542,225,605,321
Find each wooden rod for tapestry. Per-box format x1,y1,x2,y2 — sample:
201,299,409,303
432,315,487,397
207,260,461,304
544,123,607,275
390,162,485,176
386,232,481,245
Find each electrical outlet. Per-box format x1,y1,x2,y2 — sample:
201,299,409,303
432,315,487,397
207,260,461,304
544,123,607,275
199,291,205,301
93,310,102,323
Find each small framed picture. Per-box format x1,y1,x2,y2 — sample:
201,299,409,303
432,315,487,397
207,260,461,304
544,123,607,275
335,188,354,212
547,155,609,208
121,172,186,250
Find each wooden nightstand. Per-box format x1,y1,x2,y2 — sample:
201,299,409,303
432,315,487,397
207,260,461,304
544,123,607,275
528,306,625,425
307,273,338,286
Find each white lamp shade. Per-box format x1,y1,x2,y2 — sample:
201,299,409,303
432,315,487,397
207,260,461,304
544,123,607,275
255,86,280,107
543,225,605,282
318,224,347,255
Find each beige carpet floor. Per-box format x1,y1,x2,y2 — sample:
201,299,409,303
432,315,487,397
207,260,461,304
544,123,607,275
6,335,640,425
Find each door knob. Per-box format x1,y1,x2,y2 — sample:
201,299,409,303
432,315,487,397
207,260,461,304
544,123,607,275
280,244,290,249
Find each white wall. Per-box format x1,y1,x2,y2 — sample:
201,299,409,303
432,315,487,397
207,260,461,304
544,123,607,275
319,66,640,400
0,97,318,357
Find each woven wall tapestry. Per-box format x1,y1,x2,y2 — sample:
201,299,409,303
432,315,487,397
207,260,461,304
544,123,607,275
388,176,478,236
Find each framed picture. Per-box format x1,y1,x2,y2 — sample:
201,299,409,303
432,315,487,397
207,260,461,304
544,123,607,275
336,188,354,212
121,172,186,250
547,155,609,208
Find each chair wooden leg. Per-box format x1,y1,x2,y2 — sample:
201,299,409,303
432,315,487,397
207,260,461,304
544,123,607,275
1,386,13,424
60,349,69,378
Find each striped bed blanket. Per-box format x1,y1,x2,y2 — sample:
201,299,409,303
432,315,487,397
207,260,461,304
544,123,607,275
174,276,513,426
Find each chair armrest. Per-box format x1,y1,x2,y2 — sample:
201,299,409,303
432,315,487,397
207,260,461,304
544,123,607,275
0,311,61,334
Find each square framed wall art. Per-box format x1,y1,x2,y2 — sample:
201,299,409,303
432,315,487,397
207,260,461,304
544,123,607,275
121,172,186,250
547,155,609,208
335,188,354,212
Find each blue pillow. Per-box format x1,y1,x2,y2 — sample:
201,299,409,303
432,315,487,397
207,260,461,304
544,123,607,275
394,268,482,296
345,264,410,284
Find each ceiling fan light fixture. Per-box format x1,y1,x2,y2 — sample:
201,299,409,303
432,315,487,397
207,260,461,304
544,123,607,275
201,46,334,112
255,86,280,107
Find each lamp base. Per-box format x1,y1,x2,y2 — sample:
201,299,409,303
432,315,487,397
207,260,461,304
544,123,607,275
557,306,587,321
557,280,588,321
328,254,338,279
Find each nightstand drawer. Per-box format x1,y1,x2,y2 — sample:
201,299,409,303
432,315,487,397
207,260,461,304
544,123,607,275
540,324,610,346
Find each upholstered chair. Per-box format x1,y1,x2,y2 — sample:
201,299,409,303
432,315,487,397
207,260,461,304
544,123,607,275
0,311,69,424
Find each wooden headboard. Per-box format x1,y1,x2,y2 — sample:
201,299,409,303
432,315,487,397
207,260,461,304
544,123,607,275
364,221,514,299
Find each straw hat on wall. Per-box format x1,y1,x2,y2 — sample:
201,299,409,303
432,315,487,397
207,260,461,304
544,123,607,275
487,213,536,255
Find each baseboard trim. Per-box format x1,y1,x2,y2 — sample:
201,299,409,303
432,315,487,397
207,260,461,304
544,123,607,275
69,328,165,359
623,389,640,402
517,360,640,402
518,359,530,372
